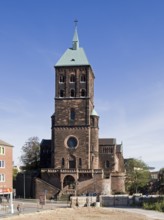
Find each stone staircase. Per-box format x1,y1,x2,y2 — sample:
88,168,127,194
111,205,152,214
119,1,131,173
35,177,60,199
58,193,71,201
59,178,97,198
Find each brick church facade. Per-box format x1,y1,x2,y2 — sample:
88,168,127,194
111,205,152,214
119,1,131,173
35,24,125,199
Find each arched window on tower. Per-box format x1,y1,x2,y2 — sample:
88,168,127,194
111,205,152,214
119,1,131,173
80,74,86,82
70,89,75,97
70,74,75,83
80,89,86,97
105,160,110,168
59,89,64,97
91,117,94,126
59,75,65,83
61,158,65,168
79,158,82,168
70,108,75,121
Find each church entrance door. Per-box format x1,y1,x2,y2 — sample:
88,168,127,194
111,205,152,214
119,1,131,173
63,175,75,190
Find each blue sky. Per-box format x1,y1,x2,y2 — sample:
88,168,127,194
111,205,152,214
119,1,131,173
0,0,164,170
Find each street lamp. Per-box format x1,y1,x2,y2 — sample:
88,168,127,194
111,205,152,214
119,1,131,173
23,172,25,199
75,180,78,197
2,184,6,202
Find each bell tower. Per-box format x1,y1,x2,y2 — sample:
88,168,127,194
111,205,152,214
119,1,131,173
38,22,125,199
51,22,99,170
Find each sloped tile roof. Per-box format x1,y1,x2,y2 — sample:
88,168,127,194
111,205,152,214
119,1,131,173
0,139,13,147
55,48,90,67
99,138,116,145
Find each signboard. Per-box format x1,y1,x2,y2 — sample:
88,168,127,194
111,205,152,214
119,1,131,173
0,188,12,193
39,195,45,205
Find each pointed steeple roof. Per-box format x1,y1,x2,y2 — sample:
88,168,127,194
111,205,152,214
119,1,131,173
55,21,90,67
72,24,79,50
91,108,99,117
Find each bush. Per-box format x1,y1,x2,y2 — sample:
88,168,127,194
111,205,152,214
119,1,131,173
143,199,164,212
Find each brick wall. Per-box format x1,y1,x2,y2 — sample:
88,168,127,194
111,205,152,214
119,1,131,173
55,66,94,104
53,127,91,169
111,172,125,193
90,117,99,169
41,171,61,189
0,145,13,189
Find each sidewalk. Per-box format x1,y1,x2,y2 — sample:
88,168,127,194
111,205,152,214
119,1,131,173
109,207,164,220
0,199,69,218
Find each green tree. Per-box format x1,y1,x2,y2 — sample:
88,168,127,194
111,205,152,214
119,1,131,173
13,167,19,181
20,136,40,170
125,158,151,194
158,168,164,194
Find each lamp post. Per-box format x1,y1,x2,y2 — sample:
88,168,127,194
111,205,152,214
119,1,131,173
75,180,78,197
44,190,47,204
75,180,79,207
23,172,25,199
3,185,5,199
9,190,14,214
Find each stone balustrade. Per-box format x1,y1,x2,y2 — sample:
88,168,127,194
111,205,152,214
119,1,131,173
41,168,103,174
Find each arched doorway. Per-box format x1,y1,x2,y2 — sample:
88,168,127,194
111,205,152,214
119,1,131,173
63,175,75,189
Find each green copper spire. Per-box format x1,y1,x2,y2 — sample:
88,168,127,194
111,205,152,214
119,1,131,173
55,21,90,67
91,108,99,117
72,19,79,50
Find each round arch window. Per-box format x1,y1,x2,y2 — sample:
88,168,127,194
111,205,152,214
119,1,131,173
67,136,78,149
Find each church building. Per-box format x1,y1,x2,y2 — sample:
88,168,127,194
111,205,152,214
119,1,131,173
36,24,125,199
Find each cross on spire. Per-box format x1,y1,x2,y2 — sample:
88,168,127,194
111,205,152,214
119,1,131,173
74,19,78,27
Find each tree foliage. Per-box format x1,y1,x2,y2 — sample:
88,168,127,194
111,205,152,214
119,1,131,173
143,167,164,195
20,137,40,170
159,168,164,182
158,168,164,194
125,158,151,194
13,167,19,180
